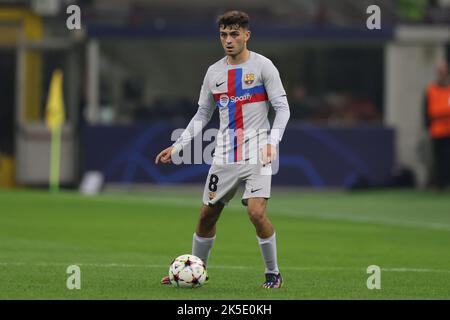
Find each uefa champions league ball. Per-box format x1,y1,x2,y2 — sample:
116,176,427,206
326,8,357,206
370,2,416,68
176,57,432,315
168,254,207,288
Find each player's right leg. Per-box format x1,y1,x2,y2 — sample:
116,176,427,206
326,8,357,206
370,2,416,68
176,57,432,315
193,163,239,263
160,203,224,285
192,202,224,262
161,164,239,285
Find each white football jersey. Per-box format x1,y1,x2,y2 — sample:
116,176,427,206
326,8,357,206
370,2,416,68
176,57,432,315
174,51,290,164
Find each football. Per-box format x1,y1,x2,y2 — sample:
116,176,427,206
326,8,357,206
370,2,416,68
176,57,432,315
168,254,208,288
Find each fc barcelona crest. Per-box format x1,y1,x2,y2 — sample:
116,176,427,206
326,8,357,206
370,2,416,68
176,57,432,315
244,73,255,85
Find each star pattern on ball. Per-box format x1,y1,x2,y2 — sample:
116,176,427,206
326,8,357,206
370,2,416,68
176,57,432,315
189,276,199,285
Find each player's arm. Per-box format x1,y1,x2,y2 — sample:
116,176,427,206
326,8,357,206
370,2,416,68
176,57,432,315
260,60,291,164
155,70,215,164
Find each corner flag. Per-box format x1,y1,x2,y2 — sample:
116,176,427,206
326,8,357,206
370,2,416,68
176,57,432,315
46,69,65,130
45,69,65,192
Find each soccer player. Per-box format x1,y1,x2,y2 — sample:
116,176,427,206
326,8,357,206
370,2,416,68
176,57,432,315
155,10,290,288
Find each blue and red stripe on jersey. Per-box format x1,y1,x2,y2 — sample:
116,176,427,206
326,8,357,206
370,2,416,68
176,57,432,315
213,68,269,162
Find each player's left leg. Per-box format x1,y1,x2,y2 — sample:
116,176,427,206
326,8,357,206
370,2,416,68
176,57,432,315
246,197,273,238
241,164,282,287
193,203,225,264
246,197,282,288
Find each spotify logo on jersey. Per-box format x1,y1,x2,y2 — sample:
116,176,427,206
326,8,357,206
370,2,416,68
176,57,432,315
219,93,253,107
219,94,230,107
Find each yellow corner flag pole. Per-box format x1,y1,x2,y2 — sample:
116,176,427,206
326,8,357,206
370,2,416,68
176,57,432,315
45,69,65,193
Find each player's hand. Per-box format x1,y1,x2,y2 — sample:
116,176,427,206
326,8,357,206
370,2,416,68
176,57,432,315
260,144,277,166
155,146,176,164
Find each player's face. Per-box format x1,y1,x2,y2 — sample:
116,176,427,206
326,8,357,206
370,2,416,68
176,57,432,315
219,25,250,57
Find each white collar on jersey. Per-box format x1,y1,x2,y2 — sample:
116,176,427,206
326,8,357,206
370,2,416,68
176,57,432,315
225,50,252,66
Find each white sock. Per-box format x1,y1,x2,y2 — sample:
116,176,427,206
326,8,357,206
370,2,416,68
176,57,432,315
192,233,216,266
257,232,279,275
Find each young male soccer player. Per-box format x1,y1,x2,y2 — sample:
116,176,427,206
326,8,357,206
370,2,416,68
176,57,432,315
155,10,290,288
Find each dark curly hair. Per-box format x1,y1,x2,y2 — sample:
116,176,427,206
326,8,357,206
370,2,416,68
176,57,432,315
217,10,250,30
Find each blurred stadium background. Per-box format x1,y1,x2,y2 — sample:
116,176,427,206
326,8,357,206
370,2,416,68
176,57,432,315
0,0,449,299
0,0,449,190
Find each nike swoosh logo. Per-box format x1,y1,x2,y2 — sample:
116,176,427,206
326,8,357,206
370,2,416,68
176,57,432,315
216,81,226,88
250,188,262,193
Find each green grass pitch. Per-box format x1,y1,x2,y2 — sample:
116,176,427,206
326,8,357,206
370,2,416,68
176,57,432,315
0,188,449,299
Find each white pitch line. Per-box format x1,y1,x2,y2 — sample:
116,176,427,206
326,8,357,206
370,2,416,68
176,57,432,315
381,268,450,273
264,207,450,232
1,262,450,273
90,194,450,232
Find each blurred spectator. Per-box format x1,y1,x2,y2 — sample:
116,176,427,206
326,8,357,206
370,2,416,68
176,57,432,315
425,0,450,24
397,0,430,22
346,95,382,124
423,60,450,190
324,93,380,125
290,88,381,126
289,85,315,120
313,1,330,27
